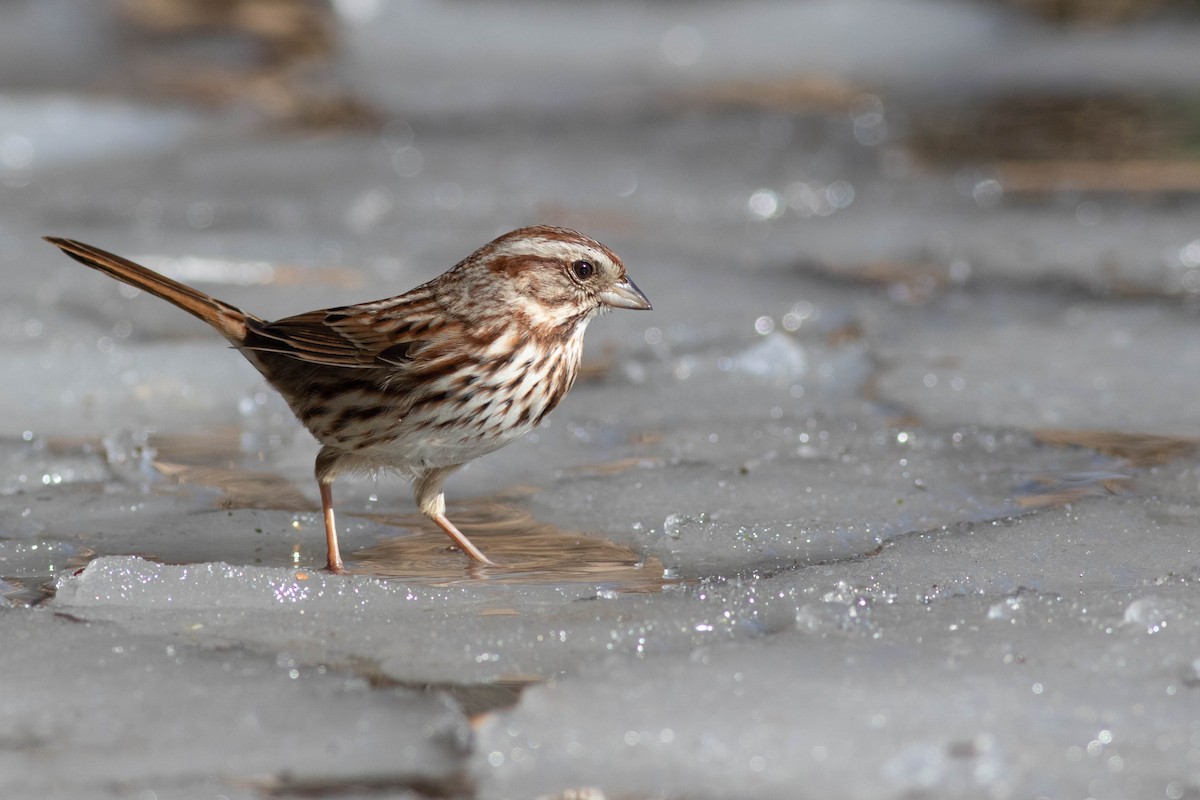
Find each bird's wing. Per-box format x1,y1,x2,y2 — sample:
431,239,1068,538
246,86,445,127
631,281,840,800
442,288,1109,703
242,304,429,369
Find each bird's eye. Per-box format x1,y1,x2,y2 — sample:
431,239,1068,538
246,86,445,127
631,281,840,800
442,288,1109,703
571,260,595,280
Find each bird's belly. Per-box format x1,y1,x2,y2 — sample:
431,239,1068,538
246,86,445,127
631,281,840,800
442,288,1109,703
320,380,558,470
363,416,537,470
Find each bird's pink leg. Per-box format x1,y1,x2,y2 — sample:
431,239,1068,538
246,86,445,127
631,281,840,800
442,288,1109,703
432,512,494,565
414,466,495,565
319,481,344,573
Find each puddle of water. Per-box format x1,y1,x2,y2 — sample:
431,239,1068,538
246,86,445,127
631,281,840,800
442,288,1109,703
353,501,670,593
153,461,315,511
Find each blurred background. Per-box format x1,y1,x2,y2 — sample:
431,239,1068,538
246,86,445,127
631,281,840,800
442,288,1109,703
6,3,1200,799
4,0,1199,269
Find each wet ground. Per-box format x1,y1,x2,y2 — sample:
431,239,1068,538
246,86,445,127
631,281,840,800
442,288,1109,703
3,1,1200,798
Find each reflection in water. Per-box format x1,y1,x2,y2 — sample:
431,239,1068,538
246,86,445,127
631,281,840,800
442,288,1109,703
154,460,315,512
1,545,96,606
354,500,670,592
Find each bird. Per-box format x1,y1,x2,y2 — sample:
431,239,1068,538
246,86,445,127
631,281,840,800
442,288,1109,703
45,226,651,572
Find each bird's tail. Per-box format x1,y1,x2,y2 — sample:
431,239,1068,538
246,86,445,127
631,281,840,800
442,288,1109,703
44,237,251,343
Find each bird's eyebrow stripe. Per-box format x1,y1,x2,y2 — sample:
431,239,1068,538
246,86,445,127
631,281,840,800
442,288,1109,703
490,238,605,262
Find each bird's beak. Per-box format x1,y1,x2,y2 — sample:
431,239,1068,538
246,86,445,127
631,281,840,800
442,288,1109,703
599,277,652,310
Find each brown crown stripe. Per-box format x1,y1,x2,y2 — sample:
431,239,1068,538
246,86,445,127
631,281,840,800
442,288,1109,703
485,254,565,277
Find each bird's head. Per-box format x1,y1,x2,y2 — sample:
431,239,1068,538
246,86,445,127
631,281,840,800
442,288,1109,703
448,225,651,335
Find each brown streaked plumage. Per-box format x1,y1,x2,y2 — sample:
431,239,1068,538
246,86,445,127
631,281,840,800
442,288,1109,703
45,226,651,572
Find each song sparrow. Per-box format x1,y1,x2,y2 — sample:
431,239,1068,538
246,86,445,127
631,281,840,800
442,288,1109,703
45,227,651,572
